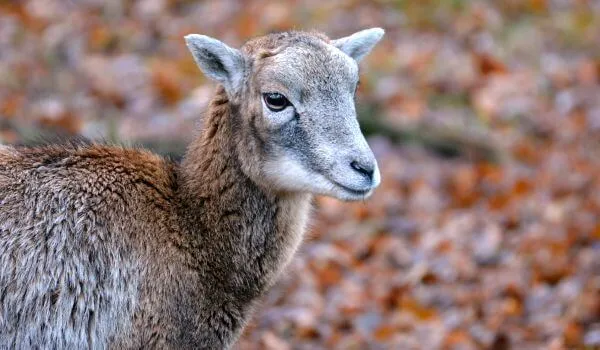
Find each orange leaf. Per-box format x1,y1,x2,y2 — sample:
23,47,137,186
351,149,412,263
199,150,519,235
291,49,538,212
512,178,533,196
563,322,583,347
501,297,522,317
373,325,396,341
0,94,24,118
592,224,600,240
399,295,438,321
152,62,184,106
444,330,473,347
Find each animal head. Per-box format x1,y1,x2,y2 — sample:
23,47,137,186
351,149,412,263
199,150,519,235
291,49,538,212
185,29,383,201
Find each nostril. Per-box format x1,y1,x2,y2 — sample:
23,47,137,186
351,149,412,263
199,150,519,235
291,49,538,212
350,160,374,179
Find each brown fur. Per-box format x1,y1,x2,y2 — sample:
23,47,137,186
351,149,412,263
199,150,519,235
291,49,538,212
0,85,310,349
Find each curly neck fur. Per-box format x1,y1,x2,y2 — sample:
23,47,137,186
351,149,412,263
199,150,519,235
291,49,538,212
174,86,311,346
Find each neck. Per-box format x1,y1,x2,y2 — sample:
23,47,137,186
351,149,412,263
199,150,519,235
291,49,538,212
177,86,311,301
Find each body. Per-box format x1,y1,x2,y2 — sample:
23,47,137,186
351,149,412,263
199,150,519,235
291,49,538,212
0,100,310,348
0,29,383,348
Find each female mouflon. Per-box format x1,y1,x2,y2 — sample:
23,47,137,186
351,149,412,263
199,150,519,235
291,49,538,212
0,28,383,349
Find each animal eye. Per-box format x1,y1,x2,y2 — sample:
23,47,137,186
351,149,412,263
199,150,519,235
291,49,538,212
263,93,290,112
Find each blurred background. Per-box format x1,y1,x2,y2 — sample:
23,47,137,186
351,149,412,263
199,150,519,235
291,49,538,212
1,0,599,348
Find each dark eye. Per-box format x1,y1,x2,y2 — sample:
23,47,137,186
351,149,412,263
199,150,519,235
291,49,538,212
263,93,290,112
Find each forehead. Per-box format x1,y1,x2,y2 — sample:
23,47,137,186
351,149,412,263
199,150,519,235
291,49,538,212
255,40,358,94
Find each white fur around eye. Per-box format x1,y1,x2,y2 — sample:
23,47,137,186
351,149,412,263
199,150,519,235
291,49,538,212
262,99,296,126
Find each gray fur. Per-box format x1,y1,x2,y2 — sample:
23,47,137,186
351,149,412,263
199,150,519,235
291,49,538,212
0,29,383,349
331,27,385,62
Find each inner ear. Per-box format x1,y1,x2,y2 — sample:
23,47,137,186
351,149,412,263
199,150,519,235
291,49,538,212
201,50,227,77
331,28,385,63
185,34,245,95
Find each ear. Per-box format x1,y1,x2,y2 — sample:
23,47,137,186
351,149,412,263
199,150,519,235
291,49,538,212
331,28,385,63
184,34,245,94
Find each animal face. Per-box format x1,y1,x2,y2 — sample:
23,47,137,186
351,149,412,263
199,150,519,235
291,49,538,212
185,29,384,201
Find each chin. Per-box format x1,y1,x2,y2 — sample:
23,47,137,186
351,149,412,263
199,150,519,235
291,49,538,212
300,177,376,201
329,188,374,201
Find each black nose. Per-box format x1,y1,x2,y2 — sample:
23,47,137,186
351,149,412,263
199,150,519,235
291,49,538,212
350,160,374,180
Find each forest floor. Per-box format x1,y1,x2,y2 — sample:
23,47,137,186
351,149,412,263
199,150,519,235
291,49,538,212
1,1,599,349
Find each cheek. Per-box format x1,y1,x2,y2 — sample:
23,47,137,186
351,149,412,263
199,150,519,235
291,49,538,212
282,120,307,147
273,121,333,173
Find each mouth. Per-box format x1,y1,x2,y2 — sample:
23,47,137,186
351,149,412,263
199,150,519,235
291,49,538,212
329,179,373,199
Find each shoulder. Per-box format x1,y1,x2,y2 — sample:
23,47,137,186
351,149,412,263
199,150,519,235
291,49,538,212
2,140,178,207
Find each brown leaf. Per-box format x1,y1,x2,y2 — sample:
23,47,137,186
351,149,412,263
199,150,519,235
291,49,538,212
472,53,508,77
577,58,599,86
312,261,343,288
444,330,474,348
563,322,583,348
39,112,82,134
152,61,184,105
0,94,24,118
